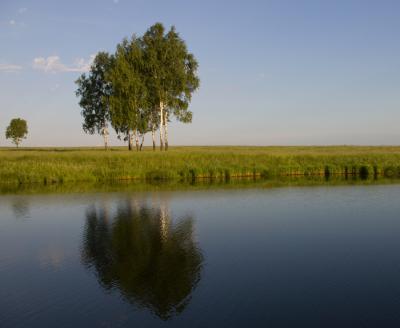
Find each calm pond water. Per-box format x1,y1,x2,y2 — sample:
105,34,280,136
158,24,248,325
1,185,400,327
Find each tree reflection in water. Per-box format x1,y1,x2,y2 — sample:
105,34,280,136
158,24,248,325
82,198,203,320
11,198,31,220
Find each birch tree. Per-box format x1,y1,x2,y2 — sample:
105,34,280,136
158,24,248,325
148,108,159,151
76,24,199,151
106,36,148,151
75,52,113,149
163,27,200,150
142,23,199,151
142,23,167,150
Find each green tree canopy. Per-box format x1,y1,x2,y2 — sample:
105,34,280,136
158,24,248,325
75,52,113,149
106,36,149,150
75,23,199,151
142,23,200,150
5,118,28,147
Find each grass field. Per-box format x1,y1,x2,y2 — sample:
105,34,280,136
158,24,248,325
1,146,400,185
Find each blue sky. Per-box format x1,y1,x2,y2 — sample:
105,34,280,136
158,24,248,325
0,0,399,146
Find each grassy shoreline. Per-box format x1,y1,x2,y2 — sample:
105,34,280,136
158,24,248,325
2,176,400,196
1,146,400,185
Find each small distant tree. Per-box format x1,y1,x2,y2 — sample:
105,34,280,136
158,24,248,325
75,52,113,149
6,118,28,148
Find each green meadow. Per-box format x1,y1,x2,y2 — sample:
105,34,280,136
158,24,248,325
1,146,400,186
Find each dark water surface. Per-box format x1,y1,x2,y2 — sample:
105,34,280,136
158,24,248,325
1,185,400,327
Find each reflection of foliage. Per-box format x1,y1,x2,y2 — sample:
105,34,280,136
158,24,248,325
82,200,203,320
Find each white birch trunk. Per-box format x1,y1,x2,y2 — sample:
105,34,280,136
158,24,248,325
159,101,164,151
164,112,169,151
151,127,156,151
102,126,109,150
134,130,139,151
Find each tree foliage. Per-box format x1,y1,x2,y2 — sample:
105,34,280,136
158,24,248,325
142,23,200,150
5,118,28,147
75,22,199,151
75,52,113,149
106,36,149,149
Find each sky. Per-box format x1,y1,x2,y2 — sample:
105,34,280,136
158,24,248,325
0,0,399,147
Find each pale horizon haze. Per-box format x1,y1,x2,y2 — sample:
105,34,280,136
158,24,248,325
0,0,399,147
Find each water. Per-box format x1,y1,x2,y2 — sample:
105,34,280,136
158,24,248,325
1,185,400,327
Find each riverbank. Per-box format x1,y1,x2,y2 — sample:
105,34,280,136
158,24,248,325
1,146,400,185
1,175,400,196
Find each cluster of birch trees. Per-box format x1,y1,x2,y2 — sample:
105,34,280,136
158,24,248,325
75,23,199,151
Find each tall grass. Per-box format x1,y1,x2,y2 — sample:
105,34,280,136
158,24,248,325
1,146,400,185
